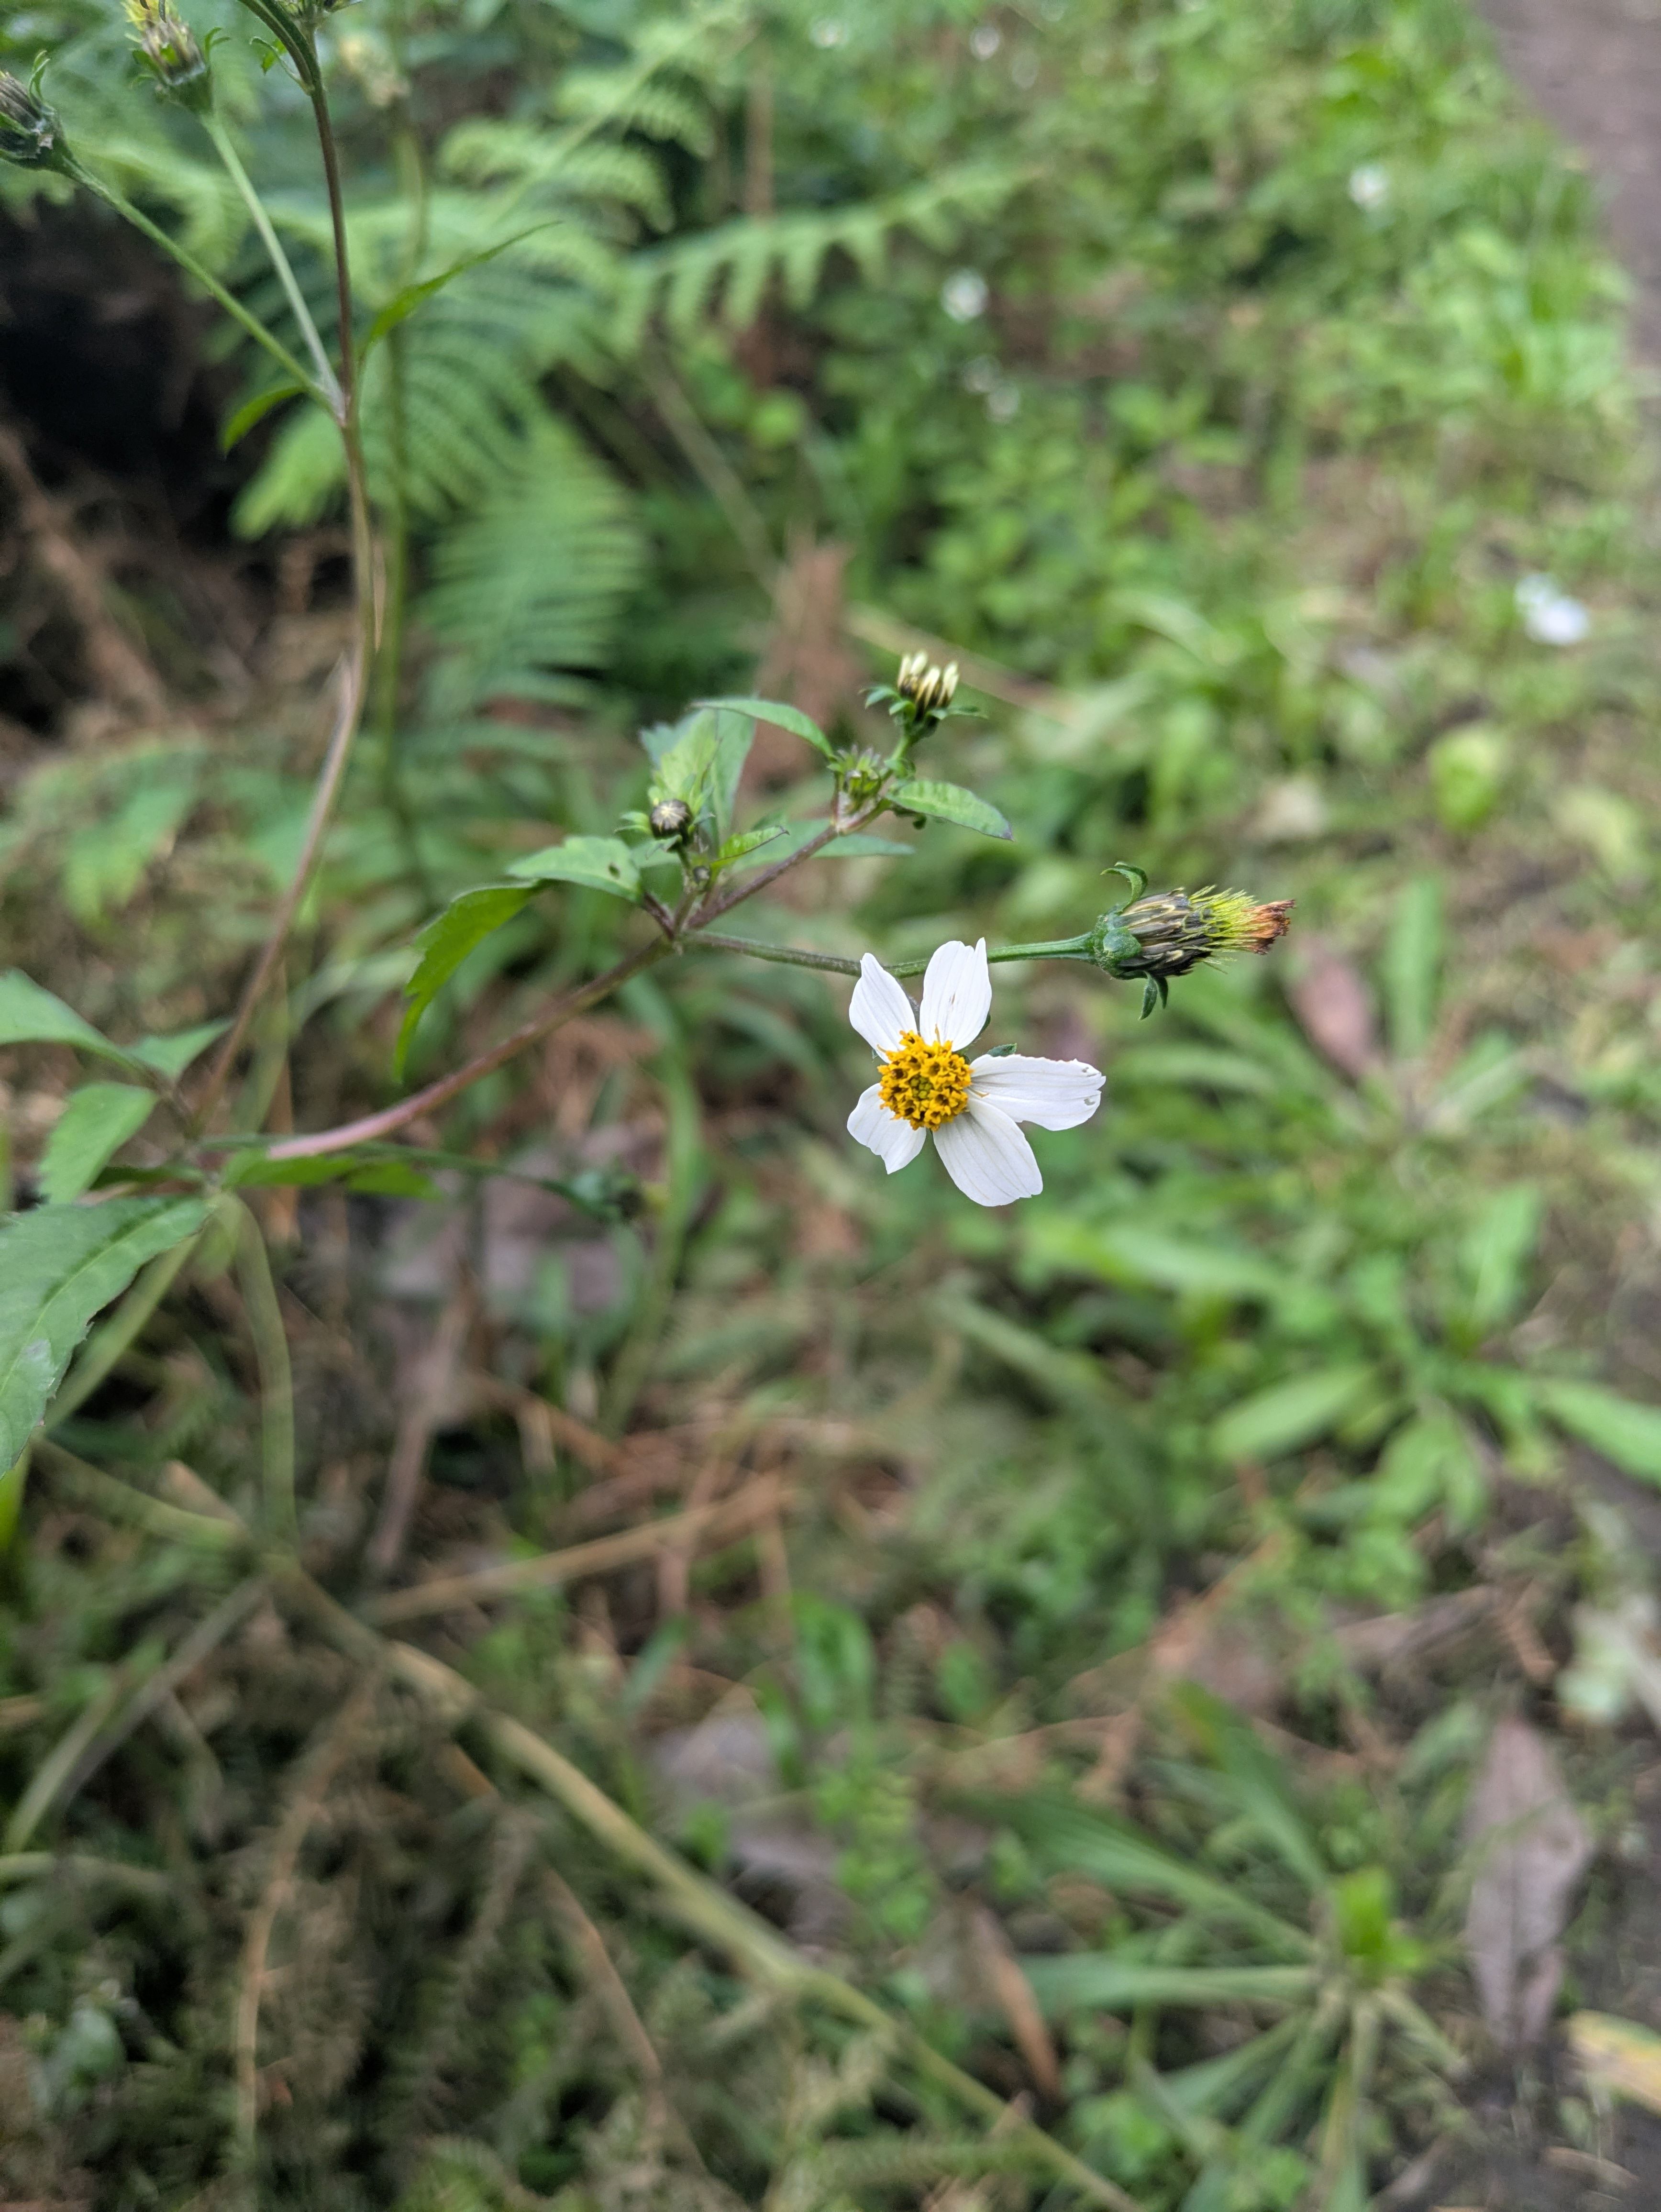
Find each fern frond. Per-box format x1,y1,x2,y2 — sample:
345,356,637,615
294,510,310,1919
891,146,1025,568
619,163,1028,343
556,68,716,157
419,418,644,713
440,125,671,231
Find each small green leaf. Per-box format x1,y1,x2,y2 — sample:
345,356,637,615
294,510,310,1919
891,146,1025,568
1539,1379,1661,1482
0,972,138,1071
1211,1363,1379,1463
39,1086,157,1204
127,1020,229,1082
696,695,836,761
714,824,786,869
1170,1681,1329,1894
358,224,554,363
509,837,642,902
890,778,1012,840
221,379,303,452
643,708,755,837
396,884,533,1077
0,1196,208,1468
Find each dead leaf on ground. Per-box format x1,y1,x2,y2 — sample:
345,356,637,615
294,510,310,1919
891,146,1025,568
1463,1715,1593,2048
1288,943,1379,1079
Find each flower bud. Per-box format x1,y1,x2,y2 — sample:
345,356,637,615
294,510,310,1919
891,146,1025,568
125,0,212,109
895,651,959,721
648,797,694,841
0,72,66,168
1090,887,1294,980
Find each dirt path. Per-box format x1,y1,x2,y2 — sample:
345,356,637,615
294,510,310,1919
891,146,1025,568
1478,0,1661,353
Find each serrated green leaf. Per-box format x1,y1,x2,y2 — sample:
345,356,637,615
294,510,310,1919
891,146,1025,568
126,1021,229,1082
396,884,533,1077
1022,1958,1318,2015
696,695,836,760
889,777,1012,840
221,380,303,453
509,837,642,902
1211,1363,1379,1463
1538,1379,1661,1481
0,1197,208,1467
39,1086,157,1204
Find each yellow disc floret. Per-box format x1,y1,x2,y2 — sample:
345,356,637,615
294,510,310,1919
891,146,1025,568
879,1030,974,1130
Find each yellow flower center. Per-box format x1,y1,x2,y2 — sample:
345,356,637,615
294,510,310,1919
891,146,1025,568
879,1030,973,1130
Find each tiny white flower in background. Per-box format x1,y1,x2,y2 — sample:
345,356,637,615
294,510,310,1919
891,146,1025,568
846,939,1103,1207
970,22,1001,57
1348,163,1390,212
1516,572,1590,646
941,268,989,323
809,16,847,45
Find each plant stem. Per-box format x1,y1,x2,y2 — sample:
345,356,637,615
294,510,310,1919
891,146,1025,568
306,73,359,423
34,1441,245,1552
687,931,1094,978
66,162,316,398
203,114,342,410
233,1202,296,1539
255,936,675,1161
192,648,366,1128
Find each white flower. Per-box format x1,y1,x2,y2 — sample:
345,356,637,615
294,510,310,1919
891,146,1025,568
1516,573,1590,646
845,939,1103,1206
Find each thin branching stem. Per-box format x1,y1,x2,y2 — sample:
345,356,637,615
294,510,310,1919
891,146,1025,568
232,1201,296,1538
202,114,341,408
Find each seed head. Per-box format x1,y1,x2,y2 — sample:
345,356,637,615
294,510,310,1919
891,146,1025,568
125,0,212,107
1090,887,1294,980
647,797,694,842
895,650,960,721
0,71,65,168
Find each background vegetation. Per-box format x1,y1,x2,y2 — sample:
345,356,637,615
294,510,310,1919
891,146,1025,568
6,0,1661,2204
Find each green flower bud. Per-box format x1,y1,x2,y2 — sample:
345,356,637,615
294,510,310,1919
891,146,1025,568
837,746,889,805
0,71,66,168
648,797,693,842
1090,887,1294,981
125,0,213,109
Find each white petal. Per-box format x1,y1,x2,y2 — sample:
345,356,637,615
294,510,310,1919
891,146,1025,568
969,1052,1104,1130
932,1098,1042,1206
848,953,914,1055
919,938,991,1049
847,1083,928,1173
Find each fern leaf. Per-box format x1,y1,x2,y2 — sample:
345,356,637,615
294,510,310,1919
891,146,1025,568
420,419,644,713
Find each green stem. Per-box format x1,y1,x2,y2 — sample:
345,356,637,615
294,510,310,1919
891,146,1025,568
688,931,1095,979
233,1202,296,1540
34,1440,244,1552
203,114,342,410
49,1228,203,1427
66,162,316,398
600,1037,701,1435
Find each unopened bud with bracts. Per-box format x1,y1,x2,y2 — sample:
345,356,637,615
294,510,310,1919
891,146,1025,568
125,0,212,107
1091,886,1294,982
648,797,694,843
895,650,960,721
0,71,66,169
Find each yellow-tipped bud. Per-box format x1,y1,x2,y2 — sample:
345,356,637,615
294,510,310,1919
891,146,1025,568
1091,887,1294,980
895,652,960,721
